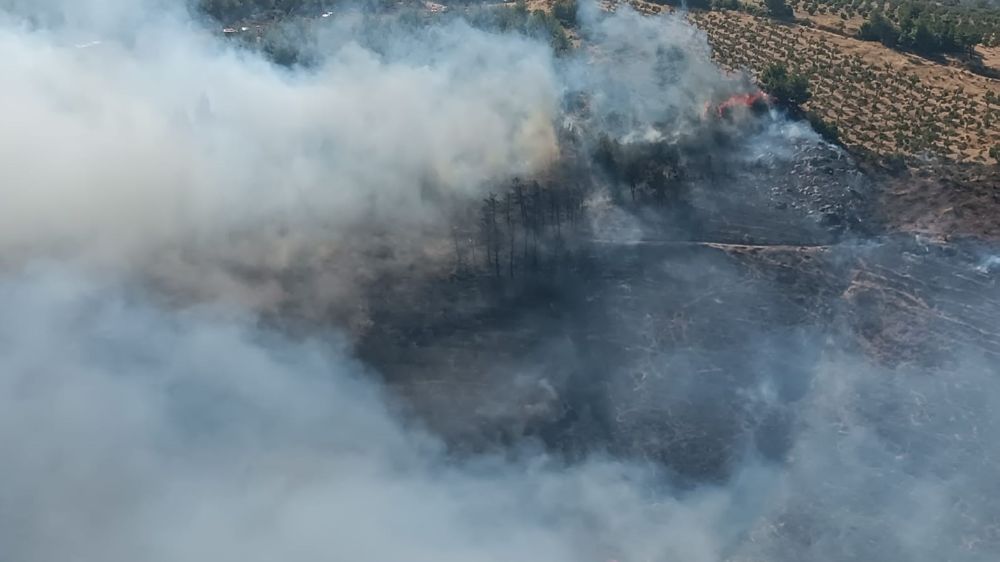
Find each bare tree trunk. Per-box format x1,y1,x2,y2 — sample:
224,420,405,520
490,195,500,278
505,192,514,279
451,224,463,273
516,180,529,264
550,186,560,237
480,195,496,276
531,181,541,269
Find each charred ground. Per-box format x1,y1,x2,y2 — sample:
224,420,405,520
315,106,997,494
181,0,1000,500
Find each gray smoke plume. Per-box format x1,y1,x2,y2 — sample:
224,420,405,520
0,267,776,562
566,1,743,142
2,1,999,561
0,0,558,317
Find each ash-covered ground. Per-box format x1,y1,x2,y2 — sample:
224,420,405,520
2,1,1000,561
358,117,994,479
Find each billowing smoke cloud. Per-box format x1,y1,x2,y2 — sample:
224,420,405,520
0,0,558,313
2,0,999,561
0,267,768,562
4,258,1000,561
566,2,744,142
0,0,759,325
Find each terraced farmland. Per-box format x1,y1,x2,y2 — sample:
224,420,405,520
788,0,1000,47
692,10,1000,163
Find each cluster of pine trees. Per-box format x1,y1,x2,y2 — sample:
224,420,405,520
455,178,588,279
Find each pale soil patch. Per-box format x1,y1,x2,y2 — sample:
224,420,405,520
526,0,556,12
976,45,1000,73
881,163,1000,240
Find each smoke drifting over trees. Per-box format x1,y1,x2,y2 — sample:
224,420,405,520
2,1,1000,561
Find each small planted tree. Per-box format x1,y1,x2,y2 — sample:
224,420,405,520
765,0,794,18
552,0,577,29
760,62,812,108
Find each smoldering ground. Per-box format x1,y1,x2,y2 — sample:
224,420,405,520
7,250,1000,562
6,252,1000,562
2,0,1000,561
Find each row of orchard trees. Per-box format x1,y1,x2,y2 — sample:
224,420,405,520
859,4,986,55
697,10,1000,161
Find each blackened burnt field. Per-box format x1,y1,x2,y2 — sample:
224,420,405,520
4,2,1000,561
359,119,1000,480
352,123,1000,556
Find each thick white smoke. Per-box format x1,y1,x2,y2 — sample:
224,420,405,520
2,1,999,561
0,267,775,562
4,265,999,561
0,0,558,311
567,1,738,141
0,3,747,560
